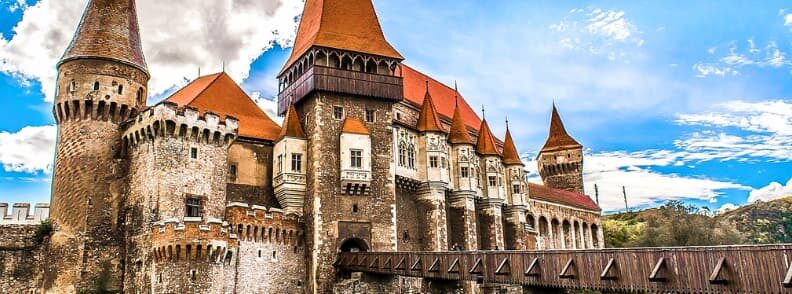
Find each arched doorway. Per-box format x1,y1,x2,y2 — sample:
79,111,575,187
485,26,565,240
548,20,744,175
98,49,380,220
339,238,369,252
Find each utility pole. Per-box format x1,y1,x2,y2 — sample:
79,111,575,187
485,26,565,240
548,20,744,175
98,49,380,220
622,186,629,213
594,184,599,205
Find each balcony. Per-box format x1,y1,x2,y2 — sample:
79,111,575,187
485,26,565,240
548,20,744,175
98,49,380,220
278,65,404,115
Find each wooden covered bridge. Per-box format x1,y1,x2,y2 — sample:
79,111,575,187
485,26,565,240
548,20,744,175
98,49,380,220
336,244,792,293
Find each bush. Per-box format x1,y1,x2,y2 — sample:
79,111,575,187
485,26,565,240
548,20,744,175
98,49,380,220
34,219,53,245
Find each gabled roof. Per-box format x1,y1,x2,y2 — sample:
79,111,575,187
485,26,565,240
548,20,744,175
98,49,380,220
541,104,581,152
165,73,281,141
502,126,523,165
60,0,147,73
281,0,403,74
341,118,369,135
402,65,481,131
279,104,306,140
528,183,600,211
476,119,501,156
447,98,475,145
416,84,446,133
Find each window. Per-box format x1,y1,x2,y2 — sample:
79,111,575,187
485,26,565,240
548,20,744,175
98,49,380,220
407,147,415,169
228,164,238,181
117,85,124,95
69,81,76,92
352,204,358,213
277,155,283,174
272,251,277,260
429,156,438,168
365,109,376,122
137,88,144,105
333,106,344,120
488,176,497,187
190,270,197,281
291,153,302,172
396,112,402,120
513,184,522,194
185,197,202,217
350,149,363,168
93,81,99,91
398,143,407,167
461,167,469,178
190,148,198,159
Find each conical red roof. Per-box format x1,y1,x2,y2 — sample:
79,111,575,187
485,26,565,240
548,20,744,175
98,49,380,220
60,0,147,73
502,127,523,165
476,119,501,156
279,104,306,140
281,0,403,74
416,85,445,133
447,96,474,145
541,104,581,152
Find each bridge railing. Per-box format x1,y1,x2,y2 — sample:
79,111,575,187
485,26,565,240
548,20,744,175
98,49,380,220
336,244,792,293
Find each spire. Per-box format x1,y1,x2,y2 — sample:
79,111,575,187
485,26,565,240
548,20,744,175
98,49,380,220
416,81,445,133
279,104,306,140
281,0,403,74
541,103,581,152
448,91,474,145
60,0,148,73
475,119,501,156
502,119,523,166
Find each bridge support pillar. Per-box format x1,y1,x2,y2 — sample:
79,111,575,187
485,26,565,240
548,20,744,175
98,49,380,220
503,205,527,250
477,198,505,250
417,182,448,251
448,191,478,250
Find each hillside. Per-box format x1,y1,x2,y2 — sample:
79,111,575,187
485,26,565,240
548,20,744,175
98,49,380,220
718,196,792,244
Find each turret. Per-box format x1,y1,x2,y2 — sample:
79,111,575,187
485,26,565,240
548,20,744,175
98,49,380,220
502,122,526,207
273,105,307,215
537,104,584,194
448,94,478,192
416,83,450,183
476,118,505,200
48,0,149,291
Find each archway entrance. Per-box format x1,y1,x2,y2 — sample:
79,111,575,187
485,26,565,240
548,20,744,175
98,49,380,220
339,238,369,252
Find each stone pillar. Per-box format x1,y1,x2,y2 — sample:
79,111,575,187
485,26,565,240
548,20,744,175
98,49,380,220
578,222,586,249
503,205,526,250
447,191,478,250
478,198,504,250
597,226,605,248
570,223,577,249
416,182,448,251
559,224,566,250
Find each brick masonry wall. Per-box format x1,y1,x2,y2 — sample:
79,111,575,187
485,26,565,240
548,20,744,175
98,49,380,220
395,187,424,251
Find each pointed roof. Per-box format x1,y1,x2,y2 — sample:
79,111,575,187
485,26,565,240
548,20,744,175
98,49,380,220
528,183,600,211
166,73,282,141
281,0,403,74
502,126,523,166
341,118,369,135
60,0,147,73
279,104,306,140
541,104,581,152
416,84,446,133
476,119,501,156
448,98,474,145
402,65,480,130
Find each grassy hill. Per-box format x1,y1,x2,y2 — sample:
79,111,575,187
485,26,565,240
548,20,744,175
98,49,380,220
718,196,792,244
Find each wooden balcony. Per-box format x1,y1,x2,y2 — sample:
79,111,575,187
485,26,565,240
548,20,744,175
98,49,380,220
278,66,404,115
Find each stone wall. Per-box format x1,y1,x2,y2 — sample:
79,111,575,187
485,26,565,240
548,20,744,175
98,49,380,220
528,199,602,250
0,225,44,292
537,147,584,194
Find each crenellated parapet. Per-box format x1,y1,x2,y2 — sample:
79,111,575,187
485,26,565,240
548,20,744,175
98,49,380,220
150,219,234,264
224,203,304,246
122,101,238,151
0,203,49,225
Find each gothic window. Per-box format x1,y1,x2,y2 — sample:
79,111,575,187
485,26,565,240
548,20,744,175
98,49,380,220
398,142,407,167
333,106,344,120
277,155,283,173
460,167,469,178
407,145,415,169
488,176,497,187
137,88,144,104
365,109,375,123
350,149,363,168
69,81,76,93
185,197,202,217
291,153,302,172
429,156,438,168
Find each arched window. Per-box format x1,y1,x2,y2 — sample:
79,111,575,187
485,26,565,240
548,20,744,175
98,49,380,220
93,81,100,91
407,143,415,169
117,85,123,94
69,81,76,92
398,141,407,167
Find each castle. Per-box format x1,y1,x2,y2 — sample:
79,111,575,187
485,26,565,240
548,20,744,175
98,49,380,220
0,0,602,293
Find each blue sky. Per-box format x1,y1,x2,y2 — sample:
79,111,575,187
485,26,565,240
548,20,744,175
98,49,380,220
1,0,791,213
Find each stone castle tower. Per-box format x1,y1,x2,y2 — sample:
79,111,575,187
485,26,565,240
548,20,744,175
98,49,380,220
536,105,584,194
48,0,149,291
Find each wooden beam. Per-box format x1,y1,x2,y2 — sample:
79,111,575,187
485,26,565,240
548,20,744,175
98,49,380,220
428,257,440,273
395,257,406,270
448,258,460,273
783,261,792,288
470,258,483,275
525,257,540,277
649,257,668,282
559,258,576,279
708,257,728,285
410,257,423,271
495,257,511,276
600,258,618,281
369,257,379,269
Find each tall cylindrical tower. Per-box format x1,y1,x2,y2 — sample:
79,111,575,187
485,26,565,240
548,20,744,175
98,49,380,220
47,0,149,291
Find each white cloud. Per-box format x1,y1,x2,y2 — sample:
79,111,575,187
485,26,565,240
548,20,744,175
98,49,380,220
716,203,739,214
549,7,643,59
0,0,303,102
785,13,792,29
694,41,790,77
693,63,739,78
251,91,283,125
748,178,792,203
0,125,56,174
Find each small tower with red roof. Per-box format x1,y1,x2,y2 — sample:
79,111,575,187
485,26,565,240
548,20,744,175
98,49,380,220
274,105,308,216
475,115,506,250
502,121,530,250
415,85,449,251
537,104,584,194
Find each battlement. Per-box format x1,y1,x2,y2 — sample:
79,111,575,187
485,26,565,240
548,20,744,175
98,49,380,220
225,202,303,246
151,219,235,264
0,203,49,225
122,102,239,150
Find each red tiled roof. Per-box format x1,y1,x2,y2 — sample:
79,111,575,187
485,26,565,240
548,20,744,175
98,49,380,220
165,73,282,141
476,119,501,156
60,0,147,72
528,183,600,211
447,99,474,145
541,104,581,152
416,85,446,133
341,118,369,135
402,64,481,131
281,0,403,74
502,127,523,165
279,104,306,139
